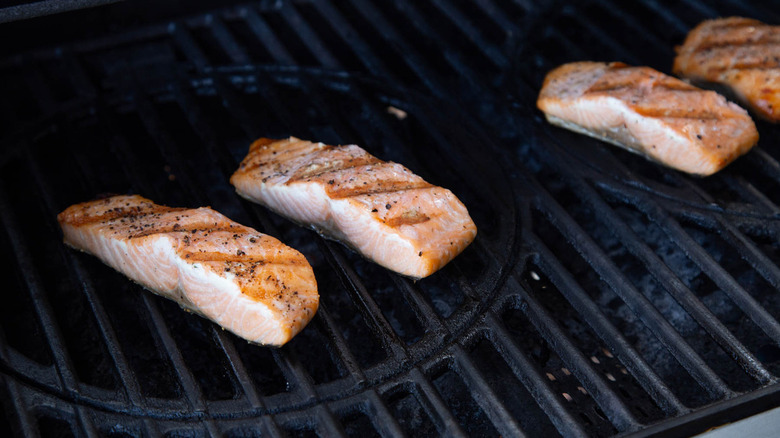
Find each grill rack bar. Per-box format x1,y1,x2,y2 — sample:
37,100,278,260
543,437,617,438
532,184,733,398
484,311,591,437
528,236,688,416
24,150,146,406
546,152,775,384
0,184,76,393
499,279,642,432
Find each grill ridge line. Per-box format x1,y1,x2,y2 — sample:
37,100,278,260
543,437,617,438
133,80,324,434
529,238,688,416
87,91,243,415
172,77,367,430
174,71,379,433
307,0,389,77
532,187,732,398
241,6,296,64
483,311,590,437
428,0,508,68
408,367,470,437
496,286,642,432
635,195,780,349
340,0,442,93
450,344,529,437
0,184,79,394
25,150,148,406
545,156,775,384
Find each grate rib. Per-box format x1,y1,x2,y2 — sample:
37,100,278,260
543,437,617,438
342,0,442,92
0,183,76,392
207,15,251,64
470,0,521,35
365,390,406,437
25,151,147,405
315,405,348,437
560,169,774,384
484,314,589,437
498,287,642,432
529,235,688,415
391,276,448,336
429,0,507,67
309,0,390,76
314,303,366,382
2,378,35,437
240,6,296,64
320,240,408,359
279,2,341,68
532,186,732,398
451,344,528,437
392,0,487,90
717,219,780,290
139,293,207,411
170,23,210,71
637,197,780,344
75,406,99,438
410,367,470,438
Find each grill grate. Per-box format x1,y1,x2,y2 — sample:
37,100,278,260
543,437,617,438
1,0,780,436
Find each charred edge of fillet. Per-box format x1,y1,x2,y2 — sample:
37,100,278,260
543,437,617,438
127,223,246,239
179,251,305,265
65,206,187,226
385,209,431,227
691,61,780,75
692,38,780,54
328,180,434,200
288,154,382,182
586,79,698,94
238,139,326,174
631,107,724,119
689,17,769,35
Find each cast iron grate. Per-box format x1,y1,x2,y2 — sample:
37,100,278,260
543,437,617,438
0,0,780,436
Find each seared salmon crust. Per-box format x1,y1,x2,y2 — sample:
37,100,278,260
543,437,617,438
230,137,477,279
537,61,759,176
58,195,319,347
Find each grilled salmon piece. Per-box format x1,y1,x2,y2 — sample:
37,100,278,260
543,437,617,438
537,61,759,176
58,195,318,347
673,17,780,122
230,137,477,279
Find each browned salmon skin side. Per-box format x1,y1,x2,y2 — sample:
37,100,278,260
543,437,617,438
230,137,477,279
57,195,318,347
537,61,759,176
673,17,780,122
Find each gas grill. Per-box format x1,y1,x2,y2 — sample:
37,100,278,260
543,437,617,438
1,0,780,436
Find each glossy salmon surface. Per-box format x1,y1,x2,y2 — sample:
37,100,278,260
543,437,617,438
537,61,759,176
230,137,477,279
58,195,318,347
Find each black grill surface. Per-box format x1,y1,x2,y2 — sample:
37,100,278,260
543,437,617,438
1,0,780,437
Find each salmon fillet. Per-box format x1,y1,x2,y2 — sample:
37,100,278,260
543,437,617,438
58,195,318,347
673,17,780,122
230,137,477,279
537,61,759,176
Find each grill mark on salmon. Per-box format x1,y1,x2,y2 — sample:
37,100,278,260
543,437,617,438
537,61,759,176
58,194,318,346
674,17,780,121
230,137,477,279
